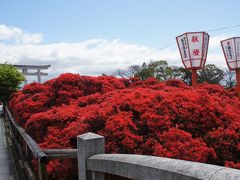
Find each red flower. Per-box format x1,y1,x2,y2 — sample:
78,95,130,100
9,73,240,179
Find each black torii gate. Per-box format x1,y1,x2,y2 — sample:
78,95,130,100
14,65,51,84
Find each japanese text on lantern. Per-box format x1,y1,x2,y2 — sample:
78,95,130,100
192,36,199,43
192,49,200,56
226,41,233,60
237,39,240,60
181,37,188,58
192,35,200,56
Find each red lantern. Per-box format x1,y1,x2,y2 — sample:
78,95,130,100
221,37,240,99
176,32,210,87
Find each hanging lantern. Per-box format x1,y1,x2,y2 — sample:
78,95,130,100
221,37,240,99
176,32,210,87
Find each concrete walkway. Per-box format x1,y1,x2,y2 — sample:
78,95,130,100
0,107,18,180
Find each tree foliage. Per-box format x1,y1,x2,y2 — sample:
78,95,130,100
0,63,25,104
9,73,240,179
177,67,192,85
116,61,227,87
129,60,181,81
198,64,224,84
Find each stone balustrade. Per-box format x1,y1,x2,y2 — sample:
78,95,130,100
77,132,240,180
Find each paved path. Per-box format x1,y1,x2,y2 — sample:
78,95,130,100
0,107,18,180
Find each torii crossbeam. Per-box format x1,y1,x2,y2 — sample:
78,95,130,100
14,64,51,84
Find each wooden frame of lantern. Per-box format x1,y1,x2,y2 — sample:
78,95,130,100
221,37,240,99
176,32,210,87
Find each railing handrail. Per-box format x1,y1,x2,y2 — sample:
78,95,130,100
77,132,240,180
4,107,78,180
87,154,240,180
43,149,77,159
5,107,47,162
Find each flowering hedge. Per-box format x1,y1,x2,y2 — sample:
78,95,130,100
9,73,240,179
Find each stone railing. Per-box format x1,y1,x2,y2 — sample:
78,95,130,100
78,132,240,180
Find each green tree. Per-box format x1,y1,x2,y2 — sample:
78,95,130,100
134,62,154,80
178,67,192,85
0,63,25,105
134,60,180,81
178,65,225,86
115,61,226,86
198,64,224,84
148,60,174,81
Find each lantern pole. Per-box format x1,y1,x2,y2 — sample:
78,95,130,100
192,69,198,88
236,68,240,100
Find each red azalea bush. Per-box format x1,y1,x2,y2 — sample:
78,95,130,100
9,73,240,179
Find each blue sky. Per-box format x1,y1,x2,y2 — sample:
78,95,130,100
2,0,240,46
0,0,240,81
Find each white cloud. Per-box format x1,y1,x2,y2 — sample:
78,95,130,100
0,38,155,80
20,33,43,44
0,25,233,82
0,24,43,44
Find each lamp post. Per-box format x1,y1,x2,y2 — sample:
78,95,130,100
221,37,240,99
176,32,210,87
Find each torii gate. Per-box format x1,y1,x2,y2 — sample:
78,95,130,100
14,65,51,84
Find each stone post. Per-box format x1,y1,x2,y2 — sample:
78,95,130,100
37,69,41,83
77,132,105,180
